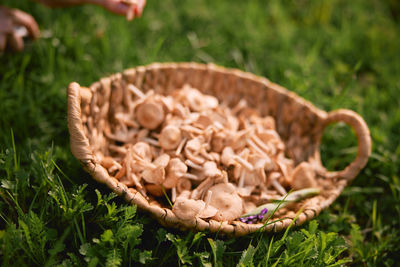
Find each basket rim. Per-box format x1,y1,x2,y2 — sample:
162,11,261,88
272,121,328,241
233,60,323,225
67,62,371,236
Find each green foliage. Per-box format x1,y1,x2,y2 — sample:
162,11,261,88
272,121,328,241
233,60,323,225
1,0,400,265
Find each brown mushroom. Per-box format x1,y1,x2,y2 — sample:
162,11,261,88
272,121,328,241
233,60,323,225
136,100,165,130
141,154,170,185
203,161,222,178
176,178,192,193
132,142,152,162
290,162,317,190
221,147,236,166
163,158,188,189
208,183,243,221
184,137,205,164
179,85,218,112
198,190,218,218
172,197,202,220
159,125,182,150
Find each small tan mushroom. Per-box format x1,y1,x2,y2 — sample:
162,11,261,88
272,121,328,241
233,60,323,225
179,85,218,112
231,128,253,151
172,197,202,220
237,185,256,197
193,114,213,129
290,162,317,190
184,137,205,164
141,154,170,185
176,178,192,193
211,131,227,153
153,154,170,168
221,147,236,166
114,112,139,128
191,177,213,199
208,183,243,221
172,196,217,220
142,166,165,185
135,100,165,130
198,190,218,218
159,125,182,150
100,156,117,169
132,142,152,162
163,158,188,189
203,161,222,178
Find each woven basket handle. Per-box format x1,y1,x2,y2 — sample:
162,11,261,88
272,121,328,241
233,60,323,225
67,82,95,169
322,109,371,180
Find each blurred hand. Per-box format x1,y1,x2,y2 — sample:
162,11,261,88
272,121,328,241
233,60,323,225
0,6,40,52
37,0,146,19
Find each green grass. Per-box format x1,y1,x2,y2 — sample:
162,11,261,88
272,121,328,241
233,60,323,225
1,0,400,265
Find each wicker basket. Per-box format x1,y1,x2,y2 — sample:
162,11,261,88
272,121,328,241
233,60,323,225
67,62,371,236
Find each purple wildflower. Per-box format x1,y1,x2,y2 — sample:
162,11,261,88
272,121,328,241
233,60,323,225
239,217,248,223
239,207,269,224
260,208,268,215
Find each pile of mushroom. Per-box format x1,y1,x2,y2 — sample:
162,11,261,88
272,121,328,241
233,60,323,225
98,84,318,223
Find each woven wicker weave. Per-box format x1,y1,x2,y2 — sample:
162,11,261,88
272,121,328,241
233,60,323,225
67,62,371,236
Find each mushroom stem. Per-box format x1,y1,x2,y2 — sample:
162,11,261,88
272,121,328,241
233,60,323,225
191,177,213,199
175,137,187,156
233,155,254,171
213,121,224,130
181,125,204,135
246,138,268,158
232,99,247,114
238,169,246,188
127,84,145,99
251,134,271,154
204,190,212,210
140,137,160,147
171,187,177,203
182,173,200,180
271,179,287,196
185,159,203,170
109,144,127,155
132,154,157,169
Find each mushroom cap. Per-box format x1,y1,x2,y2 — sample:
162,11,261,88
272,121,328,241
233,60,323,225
203,161,222,178
221,147,236,166
142,166,165,185
290,162,317,190
159,125,182,150
172,197,204,220
237,185,255,197
184,137,205,164
172,196,218,220
153,154,170,168
176,178,192,193
163,158,188,189
198,204,218,219
136,101,165,130
193,114,213,129
100,156,115,169
132,142,152,162
185,137,202,152
185,87,207,112
208,183,243,221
